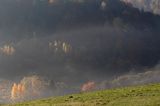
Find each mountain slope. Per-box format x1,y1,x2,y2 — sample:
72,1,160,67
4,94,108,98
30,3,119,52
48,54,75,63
4,83,160,106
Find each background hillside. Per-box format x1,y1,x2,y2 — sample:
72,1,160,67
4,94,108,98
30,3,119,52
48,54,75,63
1,0,160,103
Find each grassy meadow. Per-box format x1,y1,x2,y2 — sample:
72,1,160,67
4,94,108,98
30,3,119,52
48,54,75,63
2,83,160,106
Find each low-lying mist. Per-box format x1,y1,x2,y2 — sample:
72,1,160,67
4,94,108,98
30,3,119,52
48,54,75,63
0,0,160,103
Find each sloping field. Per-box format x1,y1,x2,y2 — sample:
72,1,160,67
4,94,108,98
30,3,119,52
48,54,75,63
3,83,160,106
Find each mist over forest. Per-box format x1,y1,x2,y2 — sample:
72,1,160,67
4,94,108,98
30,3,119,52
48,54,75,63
0,0,160,103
